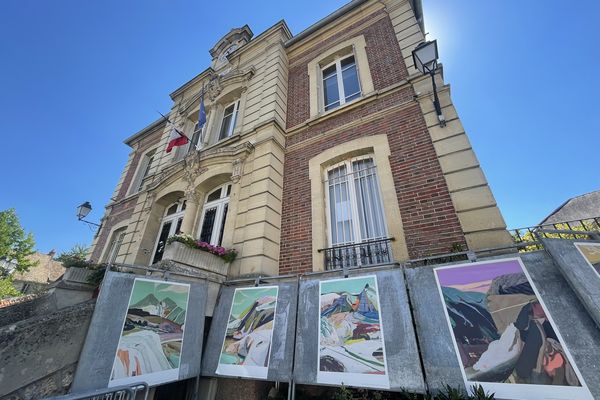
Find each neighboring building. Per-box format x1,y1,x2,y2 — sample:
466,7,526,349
540,190,600,225
90,0,511,280
11,250,66,294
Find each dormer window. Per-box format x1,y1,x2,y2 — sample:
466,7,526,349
218,100,239,140
322,54,361,112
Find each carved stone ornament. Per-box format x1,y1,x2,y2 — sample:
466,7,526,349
184,186,203,204
231,158,244,183
207,74,222,101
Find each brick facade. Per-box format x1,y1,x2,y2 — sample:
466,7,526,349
279,8,466,274
90,128,162,262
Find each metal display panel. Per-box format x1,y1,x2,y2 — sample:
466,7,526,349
71,271,207,392
407,253,600,399
201,280,298,382
541,238,600,330
294,269,425,393
405,265,465,392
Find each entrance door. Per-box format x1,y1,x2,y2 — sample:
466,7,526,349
152,221,172,264
151,199,186,264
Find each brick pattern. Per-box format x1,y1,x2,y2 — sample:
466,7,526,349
280,10,466,274
90,197,137,262
286,11,407,129
91,129,162,263
116,133,162,201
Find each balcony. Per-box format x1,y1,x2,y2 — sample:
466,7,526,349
318,237,394,271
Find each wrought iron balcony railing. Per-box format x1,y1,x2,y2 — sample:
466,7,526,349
318,237,394,271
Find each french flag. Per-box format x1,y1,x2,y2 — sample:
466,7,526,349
165,126,189,153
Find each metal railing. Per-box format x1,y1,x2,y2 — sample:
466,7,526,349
318,237,394,270
510,217,600,252
47,382,148,400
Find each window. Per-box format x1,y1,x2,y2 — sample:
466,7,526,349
105,228,126,264
152,199,186,264
322,55,361,112
131,150,156,193
218,101,239,141
198,183,231,246
324,157,391,268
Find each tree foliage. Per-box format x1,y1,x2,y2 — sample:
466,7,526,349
0,276,21,299
0,208,37,274
55,244,93,268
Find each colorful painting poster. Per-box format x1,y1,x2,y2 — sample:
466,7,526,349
574,242,600,277
109,278,190,387
216,286,279,379
317,275,390,389
434,258,592,400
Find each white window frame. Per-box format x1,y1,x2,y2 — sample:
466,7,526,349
105,229,127,264
197,183,231,245
217,100,240,141
129,149,156,194
151,199,187,262
324,155,388,248
320,53,362,112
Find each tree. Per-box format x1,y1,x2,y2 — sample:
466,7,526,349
55,244,93,268
0,208,37,275
0,276,20,299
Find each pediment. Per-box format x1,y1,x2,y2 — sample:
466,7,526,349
209,25,253,59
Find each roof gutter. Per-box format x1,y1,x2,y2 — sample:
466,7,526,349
411,0,425,33
284,0,368,48
123,115,167,146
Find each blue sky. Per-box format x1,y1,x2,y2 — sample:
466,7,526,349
1,1,598,254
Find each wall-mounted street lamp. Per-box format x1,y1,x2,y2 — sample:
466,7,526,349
412,40,446,127
76,201,101,229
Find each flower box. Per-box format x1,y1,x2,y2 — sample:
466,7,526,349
162,241,231,276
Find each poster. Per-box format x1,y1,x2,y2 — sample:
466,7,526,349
434,258,592,400
109,278,190,387
216,286,279,379
574,242,600,277
317,275,390,389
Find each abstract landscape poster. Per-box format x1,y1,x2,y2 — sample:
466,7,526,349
317,275,389,389
574,242,600,277
109,278,190,387
434,258,592,400
216,286,278,379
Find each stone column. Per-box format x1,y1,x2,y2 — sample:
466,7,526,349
181,188,203,236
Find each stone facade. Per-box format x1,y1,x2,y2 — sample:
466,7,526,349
89,0,510,277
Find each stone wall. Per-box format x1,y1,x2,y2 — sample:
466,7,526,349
0,300,95,399
0,292,57,327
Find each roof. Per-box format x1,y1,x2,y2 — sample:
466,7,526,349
123,114,168,146
540,190,600,225
12,252,66,284
285,0,424,47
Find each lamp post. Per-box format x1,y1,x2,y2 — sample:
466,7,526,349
76,201,101,229
412,40,446,127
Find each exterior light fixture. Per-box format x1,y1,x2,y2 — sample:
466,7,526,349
76,201,101,228
412,40,446,127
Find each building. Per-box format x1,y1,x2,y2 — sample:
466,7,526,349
9,250,65,294
90,0,510,279
85,1,514,397
540,189,600,226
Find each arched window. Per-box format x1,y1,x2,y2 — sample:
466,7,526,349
152,199,187,263
198,183,231,245
105,227,127,264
